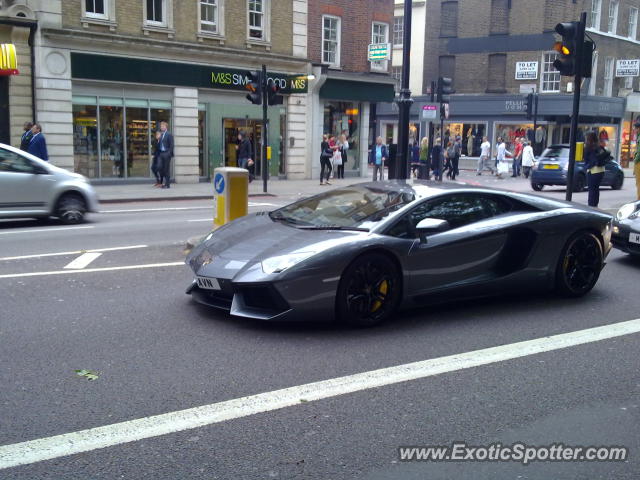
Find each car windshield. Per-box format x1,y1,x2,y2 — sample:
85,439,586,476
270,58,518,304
541,147,569,160
269,185,415,229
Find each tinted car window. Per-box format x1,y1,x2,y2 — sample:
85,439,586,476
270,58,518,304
0,149,36,174
386,194,511,239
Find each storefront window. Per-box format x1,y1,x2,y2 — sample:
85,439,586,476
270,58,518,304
494,123,542,155
434,123,487,156
563,125,618,157
323,101,361,172
126,106,150,178
72,104,98,178
99,102,124,178
620,118,636,167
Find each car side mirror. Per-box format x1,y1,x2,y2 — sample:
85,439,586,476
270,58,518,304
416,218,449,243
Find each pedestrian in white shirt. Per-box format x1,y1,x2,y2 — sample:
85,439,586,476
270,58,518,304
477,136,494,175
495,137,512,178
521,141,536,178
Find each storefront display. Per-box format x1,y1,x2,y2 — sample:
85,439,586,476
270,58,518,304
620,117,637,167
562,125,618,159
323,101,361,172
434,122,487,156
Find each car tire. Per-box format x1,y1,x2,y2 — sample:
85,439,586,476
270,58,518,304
56,193,87,225
555,231,603,297
574,174,586,192
611,174,624,190
531,183,544,191
336,253,401,327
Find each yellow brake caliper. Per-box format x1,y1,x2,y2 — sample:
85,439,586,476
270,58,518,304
371,280,388,313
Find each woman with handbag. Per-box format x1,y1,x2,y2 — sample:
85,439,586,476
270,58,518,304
319,135,333,185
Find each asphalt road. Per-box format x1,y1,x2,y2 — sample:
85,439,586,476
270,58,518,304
1,184,639,479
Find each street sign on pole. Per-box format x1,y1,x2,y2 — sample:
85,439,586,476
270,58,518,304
421,104,438,120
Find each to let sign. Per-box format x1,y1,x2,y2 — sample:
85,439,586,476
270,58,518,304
515,62,538,80
616,59,640,77
368,43,391,61
421,104,438,120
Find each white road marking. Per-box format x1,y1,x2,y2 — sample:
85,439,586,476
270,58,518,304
187,219,213,223
0,245,148,262
1,318,639,470
100,207,211,213
0,226,94,236
0,262,183,279
63,252,103,270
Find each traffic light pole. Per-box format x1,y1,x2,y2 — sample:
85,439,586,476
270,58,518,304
261,64,268,193
565,12,586,202
395,0,413,180
426,80,436,179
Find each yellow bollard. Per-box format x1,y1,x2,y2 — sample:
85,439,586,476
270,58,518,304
213,167,249,228
575,142,584,162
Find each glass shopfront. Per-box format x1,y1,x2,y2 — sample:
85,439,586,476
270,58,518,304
561,124,619,159
72,96,172,179
323,101,361,172
434,122,487,156
620,117,637,167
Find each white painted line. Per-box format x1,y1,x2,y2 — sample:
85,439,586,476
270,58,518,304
0,226,94,236
249,202,277,207
0,245,148,262
63,252,103,270
187,218,213,223
100,207,211,213
0,262,183,279
1,318,639,470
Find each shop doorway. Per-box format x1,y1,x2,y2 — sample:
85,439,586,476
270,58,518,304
223,118,264,176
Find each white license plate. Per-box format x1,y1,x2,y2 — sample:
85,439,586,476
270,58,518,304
630,232,640,244
196,276,221,290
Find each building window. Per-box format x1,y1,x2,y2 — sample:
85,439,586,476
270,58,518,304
629,7,638,39
541,52,560,92
608,0,618,34
588,0,602,29
441,1,458,37
85,0,106,18
625,76,634,89
322,15,340,67
248,0,270,41
604,57,614,96
391,66,402,81
588,51,598,95
371,22,389,71
490,0,509,35
200,0,221,34
393,17,403,46
146,0,164,24
487,54,506,92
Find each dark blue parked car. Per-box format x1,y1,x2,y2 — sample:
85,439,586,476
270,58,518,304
530,144,624,192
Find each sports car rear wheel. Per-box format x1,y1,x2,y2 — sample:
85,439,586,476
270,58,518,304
555,231,603,297
336,253,401,327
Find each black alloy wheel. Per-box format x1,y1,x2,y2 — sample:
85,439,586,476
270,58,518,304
56,193,87,224
336,253,401,327
555,231,603,297
531,182,544,191
611,174,624,190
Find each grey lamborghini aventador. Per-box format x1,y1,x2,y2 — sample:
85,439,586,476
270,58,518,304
186,181,613,326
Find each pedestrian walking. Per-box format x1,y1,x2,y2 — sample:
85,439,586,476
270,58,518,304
634,121,640,200
477,136,494,175
521,140,535,179
450,136,461,180
236,130,255,183
495,137,512,178
151,130,163,187
444,141,454,179
512,137,523,177
319,134,333,185
431,138,443,181
419,137,429,179
584,131,607,207
369,136,387,181
20,122,33,151
337,133,348,179
330,135,343,179
27,123,48,161
157,121,174,189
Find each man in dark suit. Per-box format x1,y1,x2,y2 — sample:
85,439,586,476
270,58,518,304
20,122,33,151
236,131,254,182
158,121,174,189
27,123,48,161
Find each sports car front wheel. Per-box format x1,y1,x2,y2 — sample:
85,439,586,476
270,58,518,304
555,231,603,297
336,253,401,327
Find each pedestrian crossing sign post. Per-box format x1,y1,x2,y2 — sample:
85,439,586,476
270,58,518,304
0,44,19,76
368,43,391,61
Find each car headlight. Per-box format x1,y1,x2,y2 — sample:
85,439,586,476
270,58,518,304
261,251,316,274
616,203,638,221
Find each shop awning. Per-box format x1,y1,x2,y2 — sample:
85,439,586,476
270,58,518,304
320,79,395,103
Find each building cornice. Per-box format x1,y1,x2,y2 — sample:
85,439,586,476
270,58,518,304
41,27,311,73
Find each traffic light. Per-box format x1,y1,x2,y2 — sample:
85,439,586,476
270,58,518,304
245,70,262,105
553,22,578,76
436,77,453,104
266,79,283,106
581,40,594,78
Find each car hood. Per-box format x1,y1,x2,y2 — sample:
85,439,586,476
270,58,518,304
187,212,366,278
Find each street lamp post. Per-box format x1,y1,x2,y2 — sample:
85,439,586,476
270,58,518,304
395,0,413,180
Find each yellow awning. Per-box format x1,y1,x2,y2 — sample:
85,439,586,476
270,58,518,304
0,44,19,76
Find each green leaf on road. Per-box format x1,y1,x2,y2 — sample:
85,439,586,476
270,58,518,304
75,369,99,381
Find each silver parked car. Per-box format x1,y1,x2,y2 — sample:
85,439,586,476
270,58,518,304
0,143,99,223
